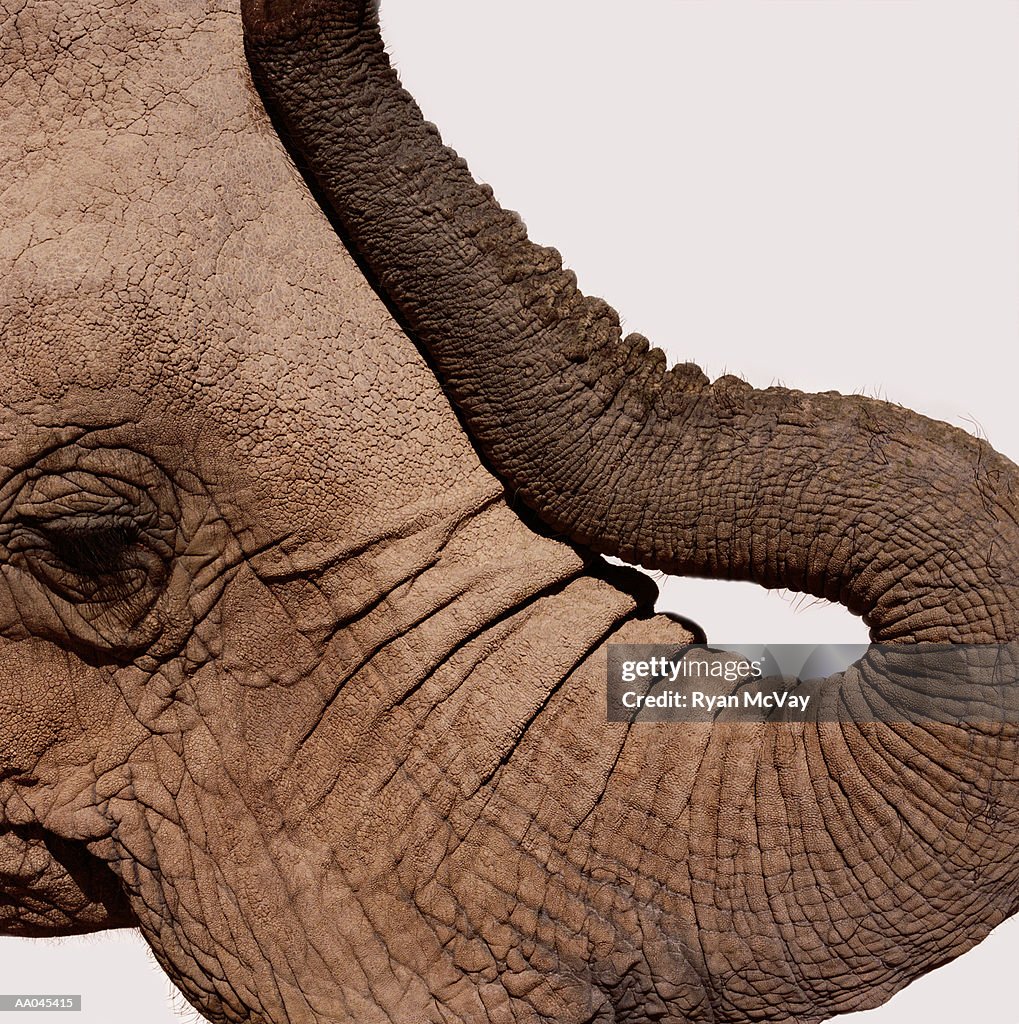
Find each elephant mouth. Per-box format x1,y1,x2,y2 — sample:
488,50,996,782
0,822,135,936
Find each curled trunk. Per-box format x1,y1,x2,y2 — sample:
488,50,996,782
242,0,1019,644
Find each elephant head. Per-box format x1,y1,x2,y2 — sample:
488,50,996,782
1,2,1017,1023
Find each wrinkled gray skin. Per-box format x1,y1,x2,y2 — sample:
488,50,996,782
1,3,1017,1024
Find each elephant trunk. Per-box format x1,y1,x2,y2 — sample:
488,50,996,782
242,0,1019,643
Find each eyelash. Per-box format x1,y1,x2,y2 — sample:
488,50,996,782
13,516,156,608
42,522,141,577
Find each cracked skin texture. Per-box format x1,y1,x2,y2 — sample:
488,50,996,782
0,2,1018,1023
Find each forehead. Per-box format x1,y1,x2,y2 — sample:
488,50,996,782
0,0,360,391
0,0,482,527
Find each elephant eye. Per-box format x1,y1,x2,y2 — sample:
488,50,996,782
43,520,137,570
0,448,185,654
13,515,165,609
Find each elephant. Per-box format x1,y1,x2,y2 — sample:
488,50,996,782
1,1,1017,1022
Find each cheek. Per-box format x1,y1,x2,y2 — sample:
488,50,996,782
0,638,142,792
0,639,82,775
202,566,328,697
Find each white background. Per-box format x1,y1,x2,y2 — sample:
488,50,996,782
2,1,1017,1021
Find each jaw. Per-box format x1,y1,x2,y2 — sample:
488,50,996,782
0,823,134,937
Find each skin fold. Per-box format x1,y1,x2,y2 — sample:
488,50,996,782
0,2,1016,1023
